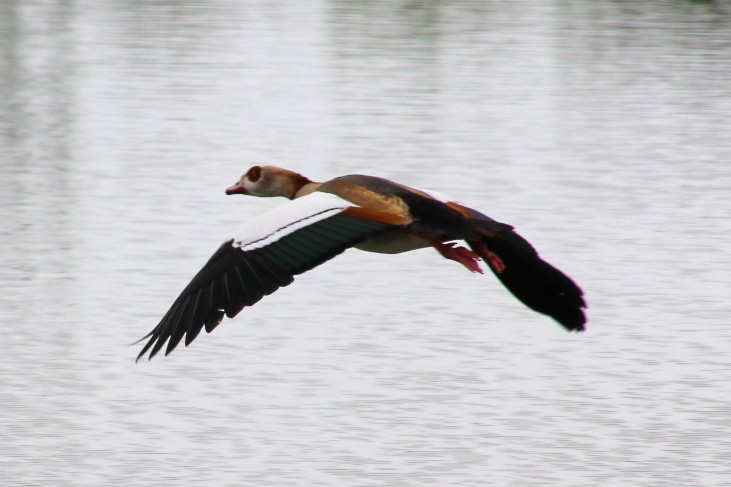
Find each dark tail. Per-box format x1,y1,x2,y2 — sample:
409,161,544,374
477,233,587,331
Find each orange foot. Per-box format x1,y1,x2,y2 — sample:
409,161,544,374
417,234,483,273
468,240,506,273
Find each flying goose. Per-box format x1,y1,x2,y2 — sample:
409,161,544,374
136,166,586,361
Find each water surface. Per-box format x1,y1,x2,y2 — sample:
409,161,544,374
1,1,730,486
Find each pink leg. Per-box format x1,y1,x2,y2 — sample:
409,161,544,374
468,240,506,273
417,235,484,273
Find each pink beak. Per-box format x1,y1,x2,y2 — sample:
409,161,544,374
225,182,246,195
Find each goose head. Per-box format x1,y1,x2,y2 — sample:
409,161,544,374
225,165,312,200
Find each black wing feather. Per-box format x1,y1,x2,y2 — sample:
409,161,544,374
184,284,212,346
483,231,587,331
456,206,586,331
137,212,395,361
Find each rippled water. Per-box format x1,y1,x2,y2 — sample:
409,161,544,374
2,1,730,485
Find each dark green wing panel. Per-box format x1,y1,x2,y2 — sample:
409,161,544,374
136,213,396,361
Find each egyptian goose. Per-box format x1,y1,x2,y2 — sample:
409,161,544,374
136,166,587,361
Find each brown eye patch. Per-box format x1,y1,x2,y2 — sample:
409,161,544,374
247,166,262,182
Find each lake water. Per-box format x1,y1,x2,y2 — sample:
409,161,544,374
1,1,730,485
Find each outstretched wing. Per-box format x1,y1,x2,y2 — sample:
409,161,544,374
434,197,587,331
136,192,407,361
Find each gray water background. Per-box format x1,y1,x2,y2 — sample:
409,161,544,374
1,1,730,485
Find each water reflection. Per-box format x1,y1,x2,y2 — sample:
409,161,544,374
1,1,730,485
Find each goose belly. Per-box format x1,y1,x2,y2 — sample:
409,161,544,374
355,229,430,254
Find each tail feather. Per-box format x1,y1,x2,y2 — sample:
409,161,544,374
481,233,587,331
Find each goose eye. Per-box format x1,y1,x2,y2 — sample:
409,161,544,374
247,166,262,182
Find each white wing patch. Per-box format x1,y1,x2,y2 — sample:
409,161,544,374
232,192,355,251
419,188,460,205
